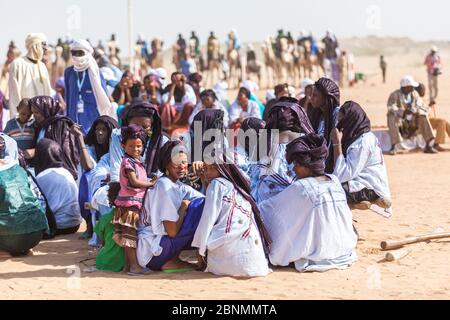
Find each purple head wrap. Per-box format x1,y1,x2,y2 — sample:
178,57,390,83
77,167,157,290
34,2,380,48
286,133,328,176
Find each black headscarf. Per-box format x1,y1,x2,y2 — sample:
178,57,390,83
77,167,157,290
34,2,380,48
35,139,65,176
337,101,371,156
286,133,328,176
309,77,340,141
308,78,340,173
85,115,119,160
190,109,225,162
266,97,314,133
121,100,163,176
30,96,79,179
266,97,314,153
158,139,188,173
214,160,272,257
240,117,266,161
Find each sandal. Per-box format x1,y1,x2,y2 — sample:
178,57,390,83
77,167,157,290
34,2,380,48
127,267,153,276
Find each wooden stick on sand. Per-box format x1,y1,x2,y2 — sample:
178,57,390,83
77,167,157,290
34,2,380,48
385,248,410,262
381,232,450,250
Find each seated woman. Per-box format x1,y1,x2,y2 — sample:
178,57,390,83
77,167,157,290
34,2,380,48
70,116,119,239
29,96,80,179
192,158,271,277
254,97,314,203
137,140,205,271
235,117,266,191
159,72,197,136
111,70,142,121
0,136,48,256
35,139,83,235
229,87,262,129
331,101,392,213
189,90,229,128
309,77,341,173
259,134,358,273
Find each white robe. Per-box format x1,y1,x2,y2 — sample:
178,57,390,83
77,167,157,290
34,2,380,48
137,177,204,268
8,57,52,117
36,167,83,230
192,178,271,277
229,100,262,124
259,174,358,273
334,132,391,201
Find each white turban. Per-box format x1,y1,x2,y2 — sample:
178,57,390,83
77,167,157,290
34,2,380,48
71,39,117,120
71,39,94,55
25,33,47,61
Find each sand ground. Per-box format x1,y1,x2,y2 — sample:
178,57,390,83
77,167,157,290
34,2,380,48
1,51,450,300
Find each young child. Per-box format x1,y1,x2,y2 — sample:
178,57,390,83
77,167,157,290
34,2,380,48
94,182,125,273
112,124,157,275
3,98,35,152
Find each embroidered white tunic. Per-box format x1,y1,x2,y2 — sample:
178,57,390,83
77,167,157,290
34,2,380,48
259,174,358,273
192,178,271,277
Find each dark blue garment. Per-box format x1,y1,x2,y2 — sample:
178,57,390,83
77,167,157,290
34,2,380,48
64,67,108,135
146,198,205,270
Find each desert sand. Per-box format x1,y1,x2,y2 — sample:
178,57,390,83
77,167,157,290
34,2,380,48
1,40,450,300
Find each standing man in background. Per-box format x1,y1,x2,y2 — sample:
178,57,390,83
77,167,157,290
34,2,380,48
424,46,441,103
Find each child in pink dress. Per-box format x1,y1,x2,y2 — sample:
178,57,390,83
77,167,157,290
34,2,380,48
112,124,157,275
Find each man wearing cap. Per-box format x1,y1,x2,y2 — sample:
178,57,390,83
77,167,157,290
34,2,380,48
424,46,441,102
64,39,115,134
8,34,52,118
387,76,438,155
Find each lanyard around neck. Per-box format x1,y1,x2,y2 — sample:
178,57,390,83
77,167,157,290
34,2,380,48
77,71,86,94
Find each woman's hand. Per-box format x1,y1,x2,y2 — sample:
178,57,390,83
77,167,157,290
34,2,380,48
330,128,342,145
69,124,84,139
180,200,191,213
192,161,205,177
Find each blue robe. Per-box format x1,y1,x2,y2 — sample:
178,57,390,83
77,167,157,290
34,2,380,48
64,67,108,135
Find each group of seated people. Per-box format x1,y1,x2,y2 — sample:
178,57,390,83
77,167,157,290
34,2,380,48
1,74,395,278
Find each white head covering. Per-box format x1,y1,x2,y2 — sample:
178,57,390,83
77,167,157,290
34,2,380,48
25,33,47,61
297,78,315,99
431,46,438,53
241,79,259,93
266,89,275,101
214,81,228,92
71,39,117,120
400,75,419,88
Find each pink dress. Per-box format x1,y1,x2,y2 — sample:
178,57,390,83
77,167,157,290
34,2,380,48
114,155,148,210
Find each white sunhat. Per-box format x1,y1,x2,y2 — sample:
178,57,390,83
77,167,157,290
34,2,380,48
431,46,438,53
400,75,419,88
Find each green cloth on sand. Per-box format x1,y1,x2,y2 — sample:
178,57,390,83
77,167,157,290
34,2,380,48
94,210,125,272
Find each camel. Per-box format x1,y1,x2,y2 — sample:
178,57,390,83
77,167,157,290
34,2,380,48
278,37,295,84
261,37,278,89
226,38,242,90
205,37,221,88
149,38,164,69
108,35,122,68
245,45,262,88
52,46,67,85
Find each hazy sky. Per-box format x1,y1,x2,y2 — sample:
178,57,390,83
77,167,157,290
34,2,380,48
0,0,448,59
